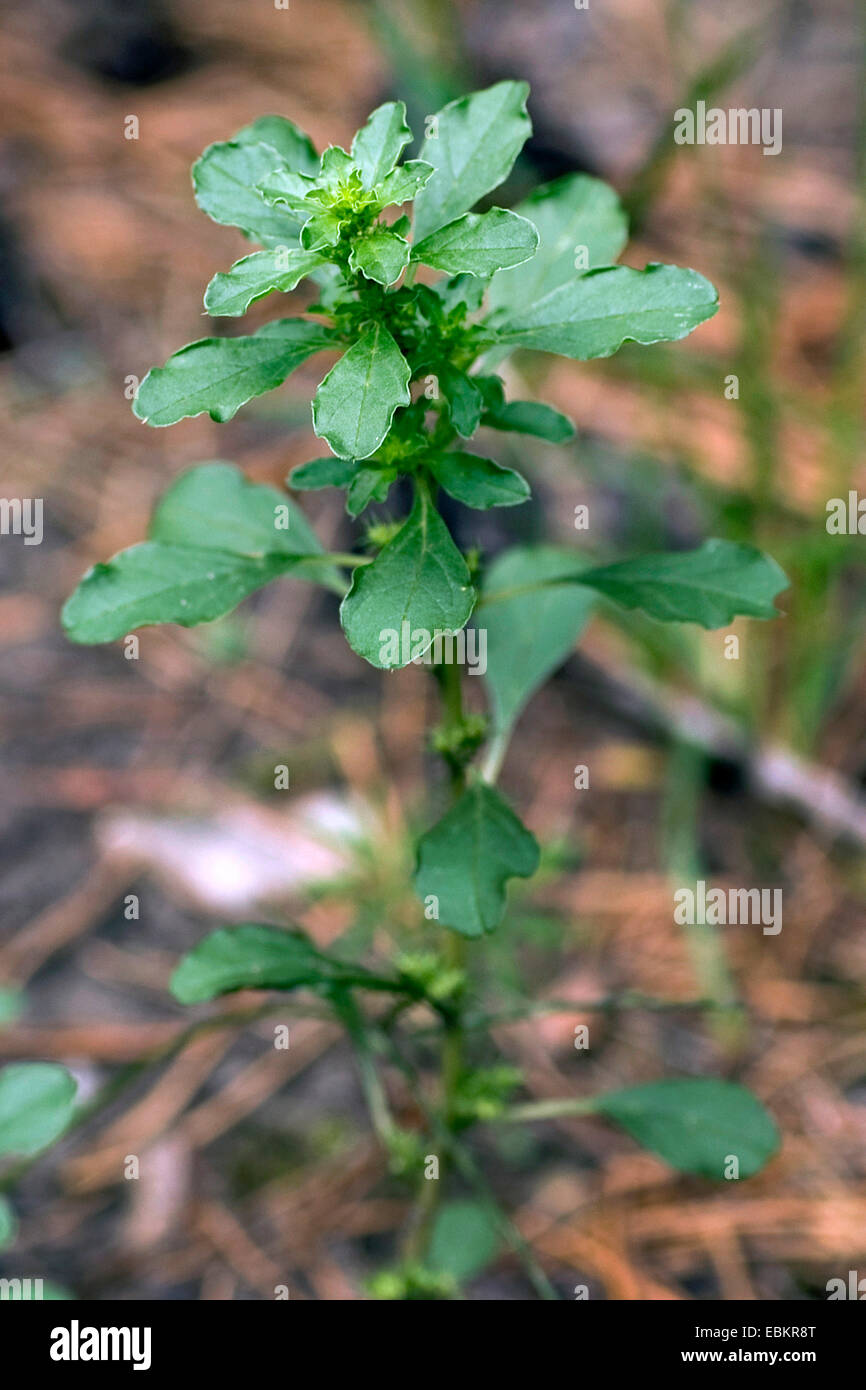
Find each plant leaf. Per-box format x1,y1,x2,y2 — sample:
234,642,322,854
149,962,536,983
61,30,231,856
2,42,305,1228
170,924,359,1004
256,167,319,214
203,248,325,316
62,542,294,644
351,100,412,188
483,546,596,736
594,1078,779,1179
432,274,486,316
300,210,344,251
349,228,411,286
413,81,532,241
193,139,305,247
576,538,788,627
149,461,327,562
413,209,538,277
346,467,396,517
340,486,474,668
0,1196,16,1250
488,172,628,316
317,145,355,191
375,160,435,208
413,782,539,938
233,115,318,174
481,394,575,443
428,452,529,509
64,463,340,643
429,1200,499,1283
439,365,483,438
313,323,410,460
289,457,356,490
133,319,336,426
494,263,719,359
0,1063,77,1158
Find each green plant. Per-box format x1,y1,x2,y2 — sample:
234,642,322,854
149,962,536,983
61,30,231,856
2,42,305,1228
51,83,789,1297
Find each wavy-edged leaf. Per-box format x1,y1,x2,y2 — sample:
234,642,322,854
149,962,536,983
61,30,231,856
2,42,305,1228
594,1078,779,1179
349,228,410,286
413,782,539,938
429,452,529,509
495,263,719,359
488,172,628,316
317,144,355,191
0,1063,77,1158
233,115,318,174
62,542,294,644
340,485,474,668
351,100,412,189
133,319,336,426
63,461,341,643
256,166,319,214
577,538,788,627
193,139,304,247
413,81,532,241
413,209,538,277
204,248,325,316
300,209,343,251
313,323,410,460
375,160,435,208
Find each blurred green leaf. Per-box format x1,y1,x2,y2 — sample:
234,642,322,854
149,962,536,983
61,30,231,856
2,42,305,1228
483,546,596,736
0,1196,17,1250
0,1063,77,1158
171,925,351,1005
428,1200,500,1283
489,172,628,315
595,1078,779,1178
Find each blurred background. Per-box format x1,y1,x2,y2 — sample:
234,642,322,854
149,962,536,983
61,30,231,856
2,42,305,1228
0,0,865,1300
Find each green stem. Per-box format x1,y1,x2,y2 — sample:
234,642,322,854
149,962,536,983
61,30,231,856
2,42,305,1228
380,1025,558,1299
403,654,468,1262
334,991,398,1150
495,1097,598,1124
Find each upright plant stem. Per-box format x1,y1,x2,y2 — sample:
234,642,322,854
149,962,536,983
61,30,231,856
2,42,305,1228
335,991,398,1151
438,655,468,1122
404,654,468,1261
